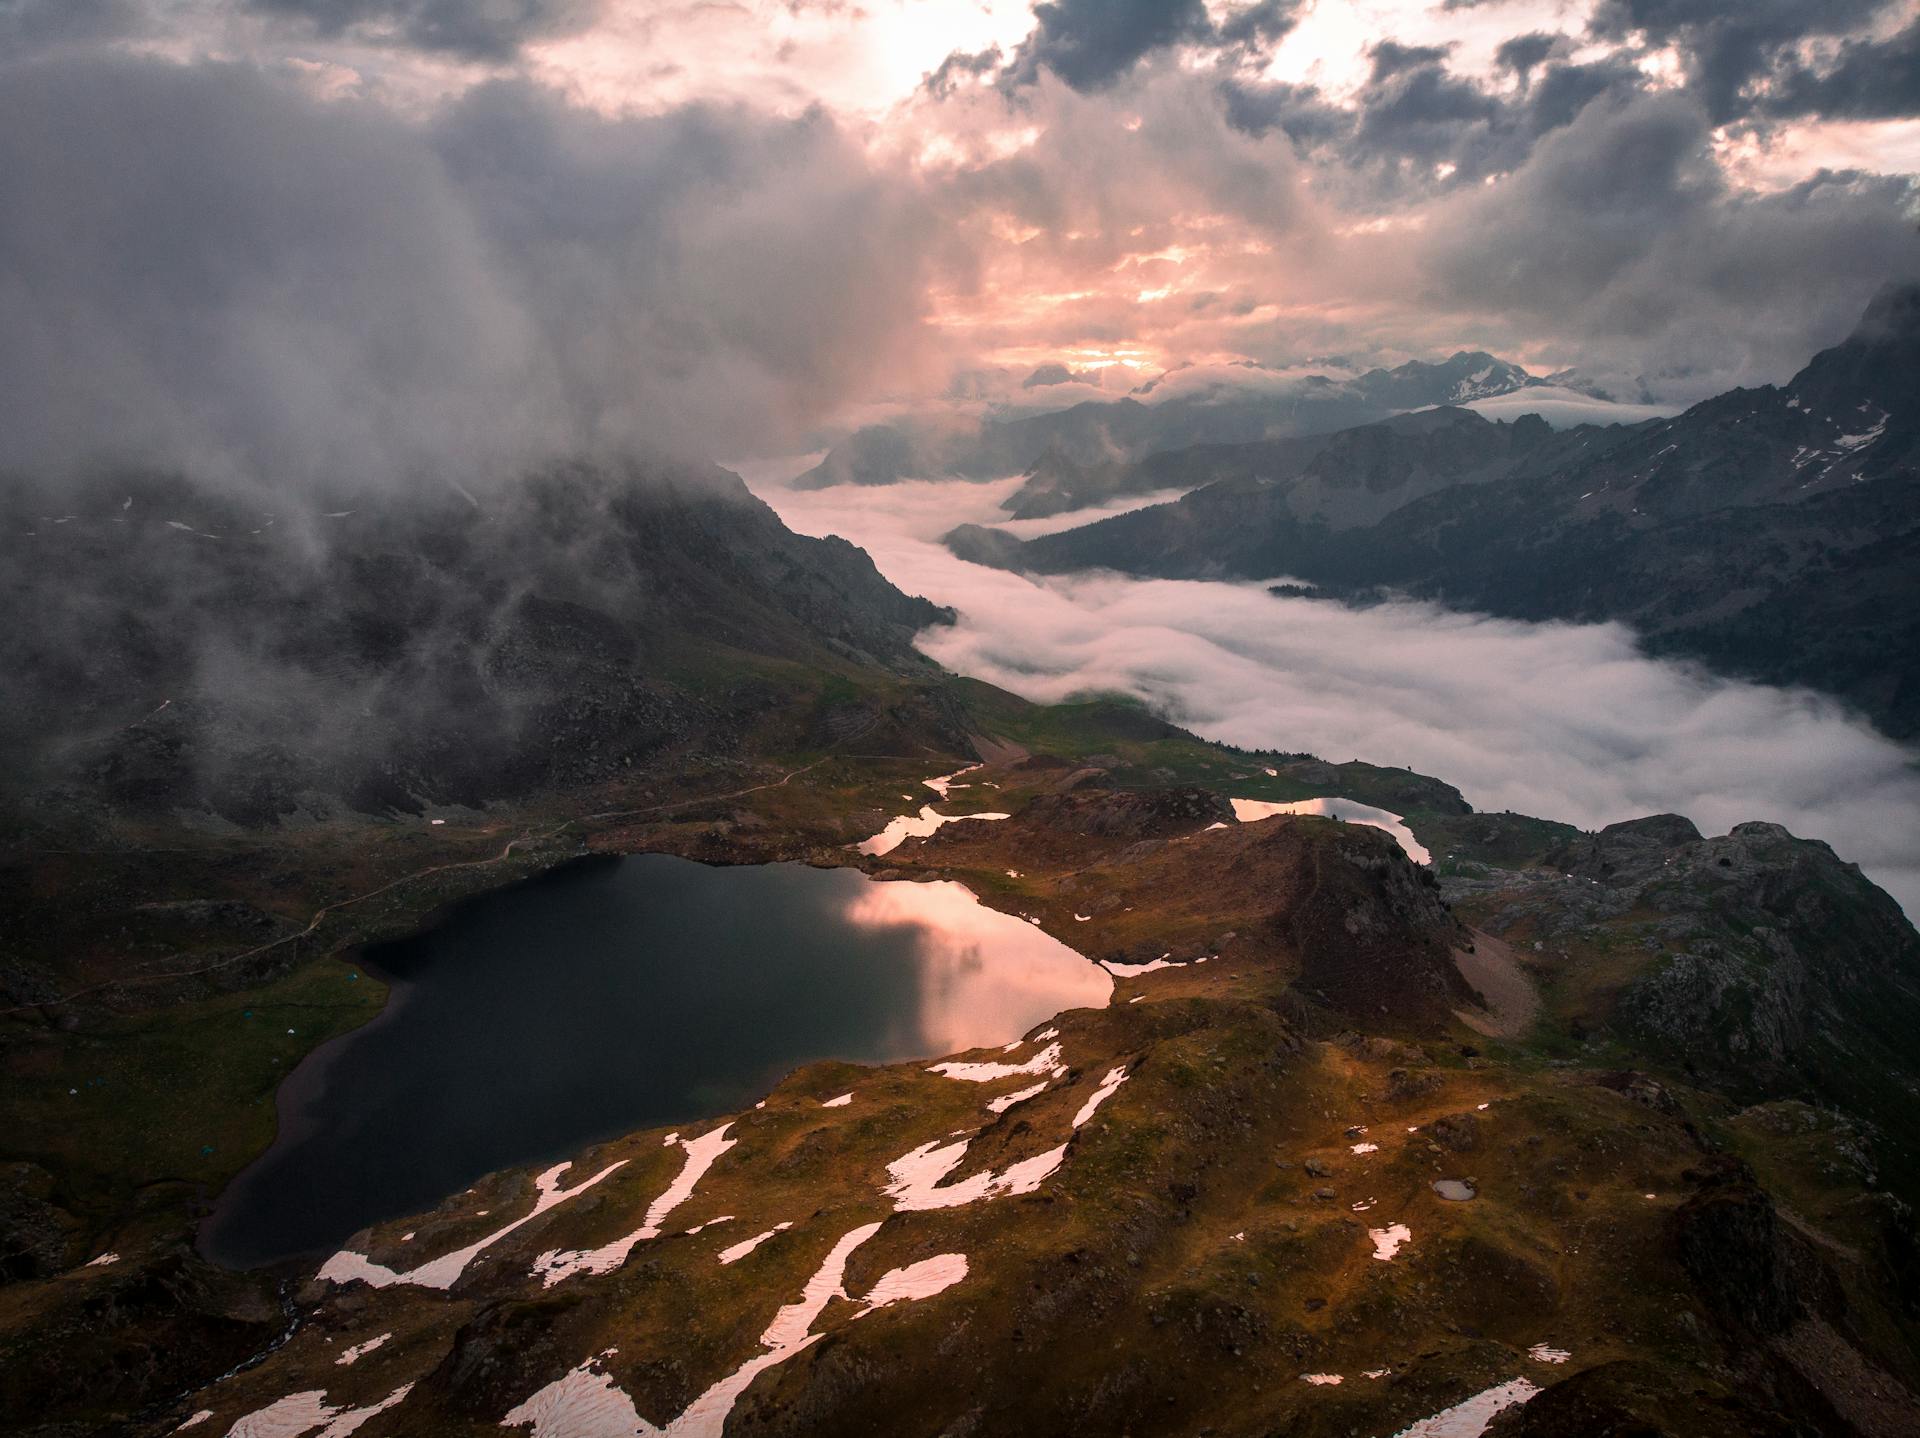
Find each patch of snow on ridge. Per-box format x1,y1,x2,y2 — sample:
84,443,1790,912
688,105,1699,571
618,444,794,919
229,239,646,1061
821,1093,853,1108
1072,1067,1129,1127
1230,796,1431,865
856,806,1010,857
987,1081,1049,1113
884,1136,1068,1211
861,1253,968,1310
173,1414,212,1433
1099,955,1187,975
319,1161,626,1291
334,1333,390,1366
1369,1223,1411,1261
928,1042,1064,1082
1528,1343,1570,1364
506,1222,966,1438
1388,1378,1540,1437
84,1252,119,1267
532,1126,736,1287
1302,1373,1343,1385
922,765,982,797
221,1380,412,1437
718,1223,791,1265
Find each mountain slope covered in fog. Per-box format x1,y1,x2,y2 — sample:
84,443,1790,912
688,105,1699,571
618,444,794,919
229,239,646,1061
0,459,954,826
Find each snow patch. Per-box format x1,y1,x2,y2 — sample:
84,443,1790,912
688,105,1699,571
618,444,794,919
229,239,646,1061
923,765,981,797
884,1136,1067,1211
928,1042,1063,1083
1369,1223,1411,1261
717,1223,792,1265
1230,796,1431,865
856,806,1009,857
334,1333,390,1366
1072,1066,1129,1127
987,1081,1049,1114
1388,1378,1539,1437
318,1160,625,1291
507,1222,964,1438
821,1093,853,1108
222,1380,411,1437
861,1253,968,1310
532,1126,735,1287
1527,1343,1570,1364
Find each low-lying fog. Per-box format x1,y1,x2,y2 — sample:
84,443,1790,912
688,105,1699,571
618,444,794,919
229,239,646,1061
743,466,1920,919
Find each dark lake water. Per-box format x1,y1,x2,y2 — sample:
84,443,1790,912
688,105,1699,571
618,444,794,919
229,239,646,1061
201,854,1107,1268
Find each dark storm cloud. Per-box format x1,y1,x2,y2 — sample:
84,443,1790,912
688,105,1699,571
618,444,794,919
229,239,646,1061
243,0,603,59
1367,40,1453,81
1759,18,1920,122
1354,51,1500,164
1494,32,1561,80
1211,0,1300,48
1522,56,1644,132
985,0,1303,94
1588,0,1896,124
1423,90,1920,388
1218,77,1353,146
0,53,935,493
1001,0,1213,92
0,0,146,54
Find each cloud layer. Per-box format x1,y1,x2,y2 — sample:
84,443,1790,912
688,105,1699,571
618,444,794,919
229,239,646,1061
754,472,1920,919
0,54,933,493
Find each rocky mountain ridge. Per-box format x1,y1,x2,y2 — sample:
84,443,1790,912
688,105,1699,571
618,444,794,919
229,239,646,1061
950,284,1920,737
792,348,1603,496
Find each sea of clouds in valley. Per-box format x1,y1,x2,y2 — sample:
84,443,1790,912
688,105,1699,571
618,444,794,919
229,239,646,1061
748,468,1920,920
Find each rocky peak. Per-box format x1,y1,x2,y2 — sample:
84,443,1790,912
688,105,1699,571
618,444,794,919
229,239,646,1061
1787,280,1920,422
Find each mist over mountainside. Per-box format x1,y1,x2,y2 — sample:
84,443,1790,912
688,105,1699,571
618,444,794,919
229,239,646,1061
792,348,1630,498
0,459,953,827
952,284,1920,737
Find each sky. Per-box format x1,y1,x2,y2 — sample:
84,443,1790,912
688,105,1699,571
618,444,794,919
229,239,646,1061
3,0,1918,485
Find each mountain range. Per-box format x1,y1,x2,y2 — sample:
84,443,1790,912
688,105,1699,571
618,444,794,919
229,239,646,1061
949,284,1920,738
792,349,1621,500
